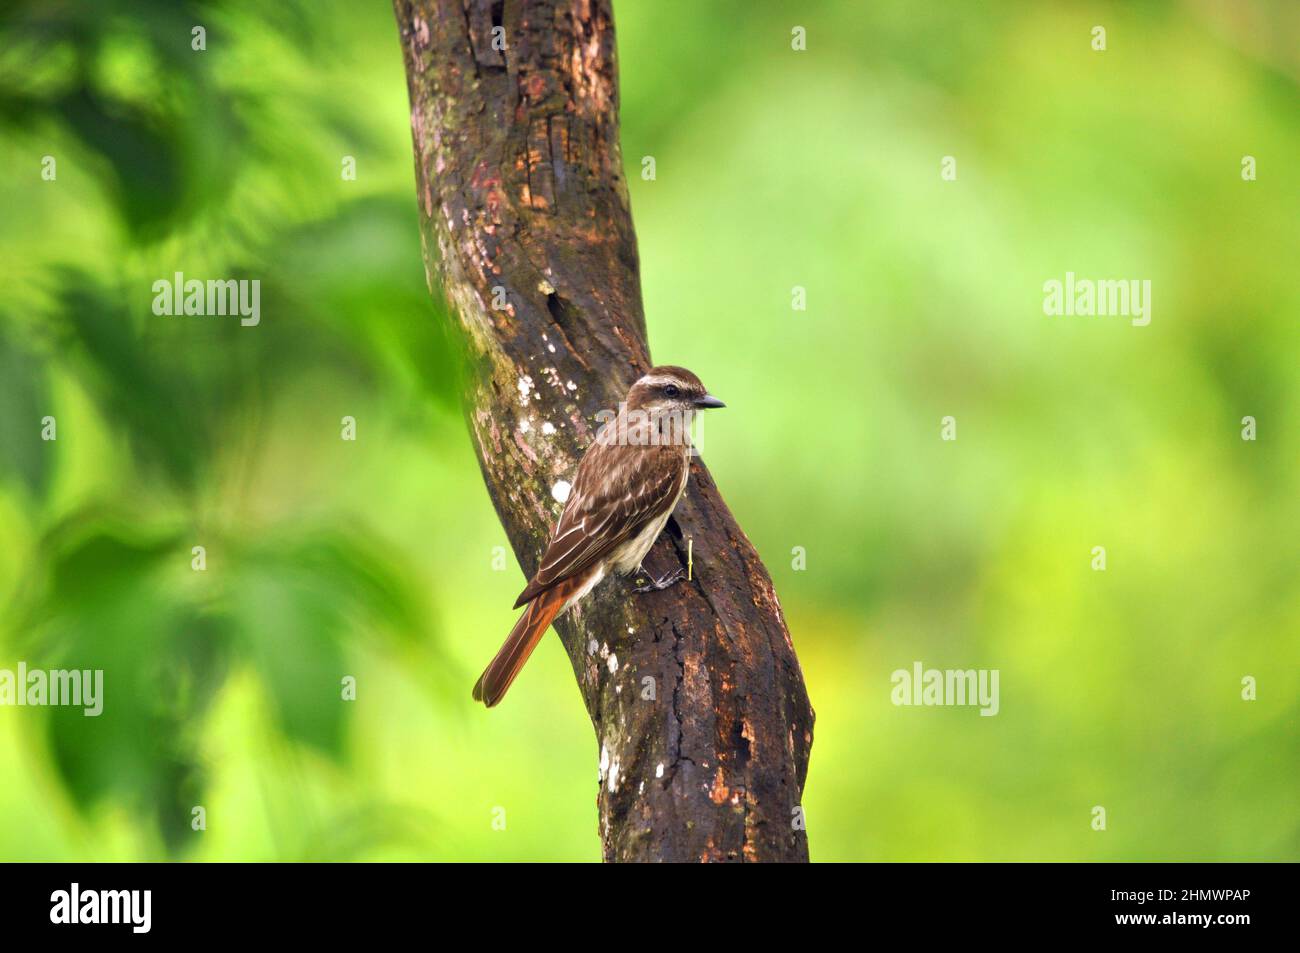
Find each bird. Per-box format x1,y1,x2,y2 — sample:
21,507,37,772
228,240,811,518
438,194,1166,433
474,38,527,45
472,365,725,707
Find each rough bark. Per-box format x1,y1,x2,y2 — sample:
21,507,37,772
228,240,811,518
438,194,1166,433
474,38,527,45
394,0,814,862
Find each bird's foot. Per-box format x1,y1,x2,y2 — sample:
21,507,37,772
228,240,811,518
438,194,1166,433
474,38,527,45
633,567,687,593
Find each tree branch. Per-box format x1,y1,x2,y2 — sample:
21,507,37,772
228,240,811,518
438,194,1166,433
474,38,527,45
394,0,814,862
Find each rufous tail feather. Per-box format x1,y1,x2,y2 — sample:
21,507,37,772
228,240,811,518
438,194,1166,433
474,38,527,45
473,577,579,707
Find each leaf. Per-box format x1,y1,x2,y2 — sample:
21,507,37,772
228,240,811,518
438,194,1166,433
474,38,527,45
51,272,209,491
229,565,349,756
228,529,451,756
23,524,232,854
0,321,53,498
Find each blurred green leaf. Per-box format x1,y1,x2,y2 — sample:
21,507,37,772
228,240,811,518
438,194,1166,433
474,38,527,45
22,524,229,853
0,321,53,498
230,530,448,754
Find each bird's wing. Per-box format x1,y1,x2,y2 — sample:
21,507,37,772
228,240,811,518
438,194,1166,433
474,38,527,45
514,440,685,608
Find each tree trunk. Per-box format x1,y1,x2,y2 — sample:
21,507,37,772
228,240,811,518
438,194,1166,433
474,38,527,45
393,0,814,862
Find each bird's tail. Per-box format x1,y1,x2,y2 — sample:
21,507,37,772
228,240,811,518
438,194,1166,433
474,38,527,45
473,577,580,707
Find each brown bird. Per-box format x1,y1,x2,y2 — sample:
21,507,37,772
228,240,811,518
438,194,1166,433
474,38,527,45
473,365,725,707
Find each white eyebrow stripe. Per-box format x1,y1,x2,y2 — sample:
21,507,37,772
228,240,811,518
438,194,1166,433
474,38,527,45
636,375,686,388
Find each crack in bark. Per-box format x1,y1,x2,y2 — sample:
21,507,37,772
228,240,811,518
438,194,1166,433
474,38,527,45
668,619,693,783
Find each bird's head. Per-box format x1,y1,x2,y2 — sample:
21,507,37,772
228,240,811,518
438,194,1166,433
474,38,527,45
625,365,725,416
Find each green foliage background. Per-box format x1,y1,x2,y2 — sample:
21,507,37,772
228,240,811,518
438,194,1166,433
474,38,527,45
0,0,1296,861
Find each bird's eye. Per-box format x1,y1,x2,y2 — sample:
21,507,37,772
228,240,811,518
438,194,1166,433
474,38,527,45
664,384,680,398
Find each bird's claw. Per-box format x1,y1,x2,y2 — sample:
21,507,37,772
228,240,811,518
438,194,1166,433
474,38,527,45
633,567,687,593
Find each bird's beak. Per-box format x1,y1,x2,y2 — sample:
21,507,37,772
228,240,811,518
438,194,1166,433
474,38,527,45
693,394,726,409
